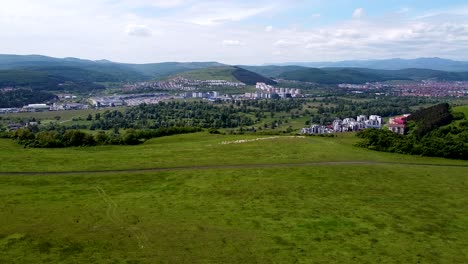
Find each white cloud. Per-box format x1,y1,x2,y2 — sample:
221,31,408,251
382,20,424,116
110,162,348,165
353,8,365,19
114,0,189,9
125,24,152,37
398,7,410,14
148,0,186,8
265,26,273,32
274,39,301,47
185,4,276,26
222,40,244,46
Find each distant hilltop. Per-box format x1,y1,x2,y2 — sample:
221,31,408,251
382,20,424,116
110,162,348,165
2,54,468,90
268,57,468,72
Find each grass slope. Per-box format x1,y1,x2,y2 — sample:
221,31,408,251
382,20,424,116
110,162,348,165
0,133,466,172
1,133,468,263
173,66,238,82
1,165,468,263
171,66,276,85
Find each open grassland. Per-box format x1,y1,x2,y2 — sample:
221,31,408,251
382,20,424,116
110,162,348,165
1,133,468,263
1,165,468,263
454,105,468,117
0,133,467,173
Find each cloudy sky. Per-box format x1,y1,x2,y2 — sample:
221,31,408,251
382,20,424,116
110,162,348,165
1,0,468,64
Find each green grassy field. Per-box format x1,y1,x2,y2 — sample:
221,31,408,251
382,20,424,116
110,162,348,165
1,133,468,263
0,133,466,173
454,105,468,117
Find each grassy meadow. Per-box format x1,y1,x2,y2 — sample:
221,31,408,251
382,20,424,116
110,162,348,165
1,133,468,263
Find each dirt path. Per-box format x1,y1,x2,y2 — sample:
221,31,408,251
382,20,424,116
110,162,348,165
1,161,468,176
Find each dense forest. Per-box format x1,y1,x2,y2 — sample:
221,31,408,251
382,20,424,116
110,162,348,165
277,67,468,84
279,68,388,84
0,69,105,93
11,127,201,148
0,89,57,108
89,101,256,130
232,67,277,85
356,103,468,160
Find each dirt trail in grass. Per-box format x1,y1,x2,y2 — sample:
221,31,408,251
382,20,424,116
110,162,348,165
94,186,148,249
1,161,468,176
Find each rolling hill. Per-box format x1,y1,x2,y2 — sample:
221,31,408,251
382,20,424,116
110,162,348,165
0,54,226,81
172,66,277,85
0,69,105,92
243,66,468,84
127,62,226,79
278,68,388,84
238,65,308,78
274,57,468,72
3,54,468,88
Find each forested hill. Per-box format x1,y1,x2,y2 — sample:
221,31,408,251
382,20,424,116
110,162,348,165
0,69,105,92
279,68,387,84
243,66,468,84
272,58,468,72
0,54,226,81
3,54,468,87
0,89,57,108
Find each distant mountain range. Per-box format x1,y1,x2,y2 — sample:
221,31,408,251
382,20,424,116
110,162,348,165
242,66,468,84
0,54,226,82
0,54,278,92
271,58,468,72
2,54,468,93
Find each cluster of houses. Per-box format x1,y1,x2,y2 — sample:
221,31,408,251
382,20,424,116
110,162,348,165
302,114,412,135
90,93,174,107
182,91,222,99
302,115,384,134
248,82,301,99
122,78,246,93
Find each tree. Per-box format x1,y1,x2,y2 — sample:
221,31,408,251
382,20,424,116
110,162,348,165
14,128,35,141
122,129,140,145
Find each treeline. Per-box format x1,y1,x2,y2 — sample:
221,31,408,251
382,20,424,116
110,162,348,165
10,127,201,148
356,128,468,159
407,103,453,138
356,104,468,160
0,89,57,108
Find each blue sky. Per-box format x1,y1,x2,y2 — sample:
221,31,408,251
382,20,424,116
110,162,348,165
1,0,468,64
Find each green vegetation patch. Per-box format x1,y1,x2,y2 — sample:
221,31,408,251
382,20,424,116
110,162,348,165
1,164,468,263
0,132,466,173
174,66,238,82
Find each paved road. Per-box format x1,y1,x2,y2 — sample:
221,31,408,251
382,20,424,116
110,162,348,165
1,161,467,176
